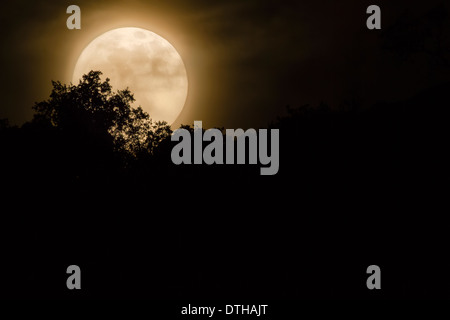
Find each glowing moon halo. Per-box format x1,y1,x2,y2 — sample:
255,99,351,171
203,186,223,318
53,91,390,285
72,27,188,124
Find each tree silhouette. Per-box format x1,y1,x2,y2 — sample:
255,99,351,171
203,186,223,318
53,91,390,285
3,70,173,188
32,70,171,158
1,64,449,299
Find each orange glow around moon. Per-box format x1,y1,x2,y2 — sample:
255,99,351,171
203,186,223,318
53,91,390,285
72,27,188,124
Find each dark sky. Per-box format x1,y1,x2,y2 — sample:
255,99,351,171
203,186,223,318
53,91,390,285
1,0,448,128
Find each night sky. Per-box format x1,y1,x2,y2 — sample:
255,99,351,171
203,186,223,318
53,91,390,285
1,0,448,129
1,0,450,301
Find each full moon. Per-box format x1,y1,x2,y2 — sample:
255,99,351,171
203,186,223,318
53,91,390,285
72,27,188,124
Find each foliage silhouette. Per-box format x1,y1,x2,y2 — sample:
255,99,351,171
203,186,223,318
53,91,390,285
1,69,449,300
2,70,173,189
32,70,171,158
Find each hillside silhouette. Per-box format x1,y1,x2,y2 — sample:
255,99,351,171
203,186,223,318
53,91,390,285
0,68,449,299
